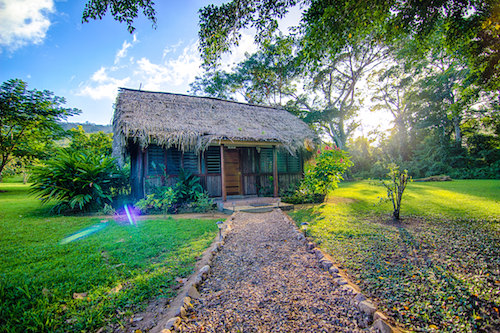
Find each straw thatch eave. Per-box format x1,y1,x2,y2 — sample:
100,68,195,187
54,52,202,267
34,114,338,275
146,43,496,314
112,88,317,161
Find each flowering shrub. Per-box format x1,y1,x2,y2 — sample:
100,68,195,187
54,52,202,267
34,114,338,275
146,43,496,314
301,145,353,195
282,145,353,204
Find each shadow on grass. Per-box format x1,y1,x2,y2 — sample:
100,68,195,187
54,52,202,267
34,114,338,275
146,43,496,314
291,201,500,331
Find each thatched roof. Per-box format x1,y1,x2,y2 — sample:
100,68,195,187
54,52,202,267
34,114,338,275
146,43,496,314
113,88,317,158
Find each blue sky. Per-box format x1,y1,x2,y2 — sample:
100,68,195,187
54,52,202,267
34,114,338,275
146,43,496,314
0,0,259,125
0,0,389,135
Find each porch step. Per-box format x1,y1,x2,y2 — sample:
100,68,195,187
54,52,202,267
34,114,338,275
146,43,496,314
218,202,294,214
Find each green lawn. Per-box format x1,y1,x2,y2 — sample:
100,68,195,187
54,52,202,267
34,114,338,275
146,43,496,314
0,183,218,332
290,180,500,332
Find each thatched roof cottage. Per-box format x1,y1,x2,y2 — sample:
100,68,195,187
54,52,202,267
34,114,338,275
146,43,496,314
113,88,317,200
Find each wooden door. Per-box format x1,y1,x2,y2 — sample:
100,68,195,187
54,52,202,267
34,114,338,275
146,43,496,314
224,148,242,195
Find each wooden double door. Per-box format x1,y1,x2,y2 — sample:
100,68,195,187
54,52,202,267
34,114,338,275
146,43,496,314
223,148,242,196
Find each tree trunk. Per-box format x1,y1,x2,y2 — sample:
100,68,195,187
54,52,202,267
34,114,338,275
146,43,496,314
453,116,462,146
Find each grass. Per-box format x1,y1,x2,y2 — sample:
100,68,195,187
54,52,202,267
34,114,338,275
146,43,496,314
290,179,500,332
0,183,218,332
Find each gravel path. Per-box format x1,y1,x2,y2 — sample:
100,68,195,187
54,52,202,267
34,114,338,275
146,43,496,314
181,210,371,332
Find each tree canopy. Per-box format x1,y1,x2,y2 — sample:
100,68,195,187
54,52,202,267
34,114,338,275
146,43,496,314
82,0,157,33
198,0,499,90
0,79,80,179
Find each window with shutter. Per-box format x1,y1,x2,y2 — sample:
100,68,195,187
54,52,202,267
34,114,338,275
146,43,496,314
183,151,199,174
277,152,287,173
166,148,181,174
147,144,165,176
206,146,221,174
287,154,301,173
259,148,273,173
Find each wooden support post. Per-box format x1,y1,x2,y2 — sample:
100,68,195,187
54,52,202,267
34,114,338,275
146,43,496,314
135,146,145,199
273,146,278,197
220,145,227,201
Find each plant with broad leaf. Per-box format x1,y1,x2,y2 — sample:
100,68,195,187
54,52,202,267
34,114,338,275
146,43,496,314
174,169,204,203
30,149,127,213
134,187,177,214
380,163,411,221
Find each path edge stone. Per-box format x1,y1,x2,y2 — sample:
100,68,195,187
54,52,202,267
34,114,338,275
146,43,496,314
282,211,399,333
150,213,237,333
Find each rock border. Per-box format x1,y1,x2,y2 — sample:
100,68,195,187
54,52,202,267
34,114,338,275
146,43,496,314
152,214,236,333
156,210,397,333
282,212,397,333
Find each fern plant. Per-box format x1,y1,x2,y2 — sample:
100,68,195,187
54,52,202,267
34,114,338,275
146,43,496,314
30,149,127,213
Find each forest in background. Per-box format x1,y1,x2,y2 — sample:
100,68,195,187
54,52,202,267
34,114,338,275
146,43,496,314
190,0,499,180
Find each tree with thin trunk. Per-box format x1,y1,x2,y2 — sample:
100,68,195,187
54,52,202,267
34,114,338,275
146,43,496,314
380,164,411,221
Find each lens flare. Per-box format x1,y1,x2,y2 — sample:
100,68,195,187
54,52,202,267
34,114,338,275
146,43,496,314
124,204,136,226
60,223,107,244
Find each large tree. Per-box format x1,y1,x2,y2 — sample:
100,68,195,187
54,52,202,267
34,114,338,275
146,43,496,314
198,0,498,90
0,79,79,180
299,41,387,149
190,37,299,106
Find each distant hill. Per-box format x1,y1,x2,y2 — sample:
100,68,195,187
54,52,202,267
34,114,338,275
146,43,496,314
59,122,112,134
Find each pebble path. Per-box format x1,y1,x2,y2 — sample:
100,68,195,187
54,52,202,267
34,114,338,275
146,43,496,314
181,210,373,332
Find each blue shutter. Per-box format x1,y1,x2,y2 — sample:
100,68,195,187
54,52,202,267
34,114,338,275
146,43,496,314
148,145,164,176
260,148,273,173
166,148,181,174
183,151,199,174
287,154,301,173
277,152,287,173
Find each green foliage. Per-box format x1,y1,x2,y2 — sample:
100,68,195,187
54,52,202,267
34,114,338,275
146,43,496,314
30,149,127,213
0,183,217,332
134,187,177,214
179,192,216,213
282,145,352,204
68,126,113,157
302,145,353,195
82,0,157,33
198,0,498,91
0,79,79,180
379,164,411,220
191,37,299,106
58,122,112,134
281,192,325,204
289,180,500,331
135,169,215,214
174,169,204,203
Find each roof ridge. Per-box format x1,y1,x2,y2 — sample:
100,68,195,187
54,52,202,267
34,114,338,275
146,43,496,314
118,87,286,112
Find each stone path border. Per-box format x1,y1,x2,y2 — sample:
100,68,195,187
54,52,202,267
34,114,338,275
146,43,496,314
150,215,235,333
153,210,397,333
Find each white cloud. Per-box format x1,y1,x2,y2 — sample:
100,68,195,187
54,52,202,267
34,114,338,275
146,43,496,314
162,40,183,59
78,66,130,100
78,41,202,101
0,0,54,51
114,34,137,64
220,32,258,70
114,41,132,64
135,41,203,91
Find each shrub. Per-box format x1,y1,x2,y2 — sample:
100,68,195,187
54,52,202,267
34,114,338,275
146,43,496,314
282,145,352,204
30,149,127,213
134,187,177,214
281,192,325,204
302,145,353,195
174,169,204,203
134,169,215,214
178,192,216,213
